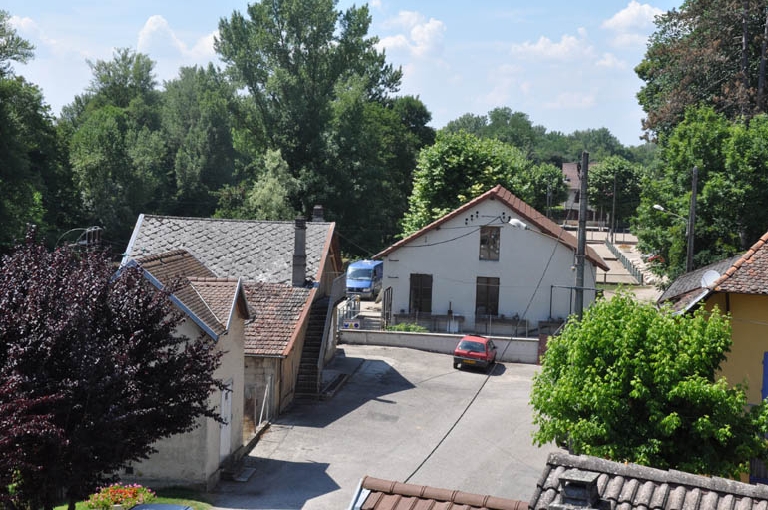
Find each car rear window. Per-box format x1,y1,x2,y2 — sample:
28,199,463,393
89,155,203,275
458,340,485,352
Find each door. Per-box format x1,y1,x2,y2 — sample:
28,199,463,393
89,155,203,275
220,379,233,463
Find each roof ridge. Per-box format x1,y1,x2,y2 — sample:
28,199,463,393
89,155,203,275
141,214,332,225
714,230,768,289
361,476,528,510
546,452,768,499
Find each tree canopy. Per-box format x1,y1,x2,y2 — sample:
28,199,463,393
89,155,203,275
400,131,567,235
0,233,223,510
637,0,768,140
531,293,768,478
632,106,768,279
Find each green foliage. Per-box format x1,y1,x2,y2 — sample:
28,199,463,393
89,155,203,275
400,131,564,235
531,293,768,477
588,155,644,231
634,106,768,278
386,322,428,332
0,10,34,78
636,1,768,139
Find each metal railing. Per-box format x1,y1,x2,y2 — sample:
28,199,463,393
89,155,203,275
604,239,644,285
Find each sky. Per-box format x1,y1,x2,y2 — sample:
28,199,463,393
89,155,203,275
5,0,680,147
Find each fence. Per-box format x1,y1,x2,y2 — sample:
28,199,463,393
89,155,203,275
604,239,643,285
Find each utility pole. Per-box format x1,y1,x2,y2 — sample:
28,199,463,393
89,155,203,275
686,166,698,273
610,172,617,244
575,151,588,320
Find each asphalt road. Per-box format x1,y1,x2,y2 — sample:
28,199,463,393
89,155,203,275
212,344,559,509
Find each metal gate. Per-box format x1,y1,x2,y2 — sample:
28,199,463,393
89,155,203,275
382,286,393,330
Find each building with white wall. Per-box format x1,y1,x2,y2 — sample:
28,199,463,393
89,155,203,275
375,185,608,335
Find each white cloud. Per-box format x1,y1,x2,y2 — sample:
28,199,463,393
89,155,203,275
596,52,626,69
368,0,382,8
509,31,593,60
137,15,216,59
377,10,445,59
481,63,522,106
544,91,596,110
602,1,663,48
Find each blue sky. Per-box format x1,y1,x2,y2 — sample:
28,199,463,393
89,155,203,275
6,0,679,146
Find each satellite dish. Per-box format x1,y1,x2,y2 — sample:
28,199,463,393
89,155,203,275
701,269,720,289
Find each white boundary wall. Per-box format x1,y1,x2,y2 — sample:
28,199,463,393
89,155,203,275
339,329,540,364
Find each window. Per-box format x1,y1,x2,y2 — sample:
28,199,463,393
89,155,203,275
475,277,500,317
479,226,500,260
409,274,433,313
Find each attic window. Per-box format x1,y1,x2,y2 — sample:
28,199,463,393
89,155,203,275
479,226,500,261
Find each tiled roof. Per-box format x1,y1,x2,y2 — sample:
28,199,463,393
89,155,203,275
713,231,768,294
243,281,312,357
189,277,248,331
375,185,608,271
134,250,246,339
352,476,529,510
124,215,334,284
531,451,768,510
657,255,742,310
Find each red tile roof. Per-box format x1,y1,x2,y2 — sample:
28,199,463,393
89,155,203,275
713,231,768,294
243,282,312,357
355,476,529,510
135,250,247,338
375,185,608,271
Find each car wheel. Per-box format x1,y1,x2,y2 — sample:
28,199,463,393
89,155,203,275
453,361,460,369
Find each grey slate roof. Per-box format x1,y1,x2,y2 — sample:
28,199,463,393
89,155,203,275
123,215,333,284
657,255,742,309
531,451,768,510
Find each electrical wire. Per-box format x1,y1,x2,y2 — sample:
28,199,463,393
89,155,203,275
403,206,579,483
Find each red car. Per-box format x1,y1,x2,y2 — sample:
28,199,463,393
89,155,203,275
453,335,497,370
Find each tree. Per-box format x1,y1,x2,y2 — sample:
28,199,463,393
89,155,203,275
0,232,223,510
161,64,238,217
531,293,768,478
0,10,34,78
65,49,166,244
633,106,768,279
216,0,404,223
636,1,768,140
0,13,76,251
400,131,566,235
588,156,643,232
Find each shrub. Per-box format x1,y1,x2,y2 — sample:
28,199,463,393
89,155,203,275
87,484,155,509
387,322,428,332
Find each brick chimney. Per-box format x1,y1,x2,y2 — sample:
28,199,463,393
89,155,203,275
548,469,601,510
292,218,307,287
312,204,324,222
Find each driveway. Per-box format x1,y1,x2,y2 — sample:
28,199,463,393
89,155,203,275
212,344,559,509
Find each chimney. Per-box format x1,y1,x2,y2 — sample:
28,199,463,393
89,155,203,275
292,218,307,287
548,469,601,510
312,204,324,222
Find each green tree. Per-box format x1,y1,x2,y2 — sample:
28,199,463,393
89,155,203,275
65,49,166,244
0,12,76,250
216,0,402,216
0,9,34,78
588,155,643,232
636,1,768,140
161,64,238,216
531,293,768,477
400,131,562,235
633,106,768,279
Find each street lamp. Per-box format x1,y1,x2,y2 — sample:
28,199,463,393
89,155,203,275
653,204,694,273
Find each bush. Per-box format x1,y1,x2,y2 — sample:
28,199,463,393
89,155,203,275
387,322,428,332
87,484,155,509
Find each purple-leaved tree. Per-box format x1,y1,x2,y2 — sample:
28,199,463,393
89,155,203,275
0,230,223,510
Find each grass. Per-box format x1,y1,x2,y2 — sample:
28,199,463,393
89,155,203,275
54,487,213,510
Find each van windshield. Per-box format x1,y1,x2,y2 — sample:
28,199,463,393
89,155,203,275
347,268,373,279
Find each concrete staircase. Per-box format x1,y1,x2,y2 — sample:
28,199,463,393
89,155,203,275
295,296,330,398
